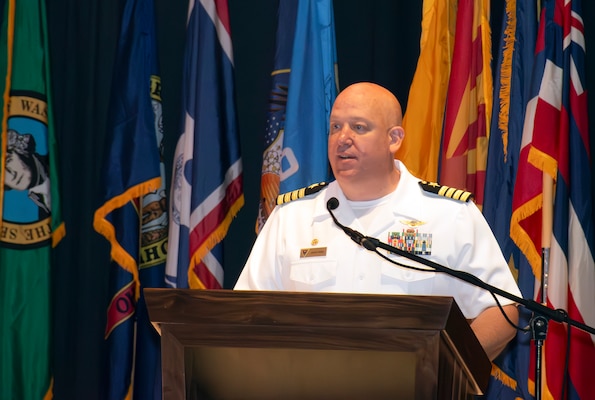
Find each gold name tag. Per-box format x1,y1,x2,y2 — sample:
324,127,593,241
300,247,327,258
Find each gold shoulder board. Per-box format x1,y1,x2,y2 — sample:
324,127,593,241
276,182,328,205
418,180,474,202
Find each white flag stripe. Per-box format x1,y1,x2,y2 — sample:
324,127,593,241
189,158,242,229
202,250,224,285
568,203,595,344
200,0,234,64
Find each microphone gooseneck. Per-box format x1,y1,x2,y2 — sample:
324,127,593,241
325,198,592,338
324,197,595,392
326,197,377,250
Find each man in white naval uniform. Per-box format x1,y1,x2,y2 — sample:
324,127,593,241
235,82,521,361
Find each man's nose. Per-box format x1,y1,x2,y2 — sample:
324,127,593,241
337,126,353,144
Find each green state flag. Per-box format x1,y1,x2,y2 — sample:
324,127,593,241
0,0,64,398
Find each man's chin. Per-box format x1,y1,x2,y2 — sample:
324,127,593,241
333,170,363,183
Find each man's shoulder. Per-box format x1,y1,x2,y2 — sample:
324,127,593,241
276,181,329,206
417,180,474,203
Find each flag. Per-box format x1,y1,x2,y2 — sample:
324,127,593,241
0,0,64,398
92,0,167,397
397,0,457,183
483,0,537,287
439,0,492,208
256,0,297,231
482,0,537,398
256,0,337,232
510,0,595,399
165,0,243,289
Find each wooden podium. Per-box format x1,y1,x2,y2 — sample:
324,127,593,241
145,288,491,400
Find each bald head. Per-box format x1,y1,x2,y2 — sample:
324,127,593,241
333,82,403,127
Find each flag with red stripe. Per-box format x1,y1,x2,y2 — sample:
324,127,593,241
511,0,595,398
439,0,492,208
166,0,243,289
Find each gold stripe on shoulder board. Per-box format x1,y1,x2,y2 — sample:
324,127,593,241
418,180,474,202
276,182,329,205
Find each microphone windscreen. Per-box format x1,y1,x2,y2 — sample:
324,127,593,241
327,197,339,210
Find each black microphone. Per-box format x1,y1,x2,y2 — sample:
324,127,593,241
326,197,377,250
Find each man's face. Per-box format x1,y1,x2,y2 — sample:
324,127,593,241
327,93,396,185
5,151,31,190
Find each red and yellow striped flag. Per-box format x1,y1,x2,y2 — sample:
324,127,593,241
439,0,492,208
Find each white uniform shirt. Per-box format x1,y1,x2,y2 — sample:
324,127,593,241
235,161,521,319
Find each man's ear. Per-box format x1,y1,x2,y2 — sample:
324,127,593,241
389,126,405,151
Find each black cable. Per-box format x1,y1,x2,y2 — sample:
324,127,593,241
369,245,525,332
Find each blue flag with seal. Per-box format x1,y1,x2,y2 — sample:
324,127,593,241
281,0,337,193
257,0,337,232
93,0,168,398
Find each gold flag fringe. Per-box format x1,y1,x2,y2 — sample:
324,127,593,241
188,194,245,289
497,0,516,162
93,177,161,300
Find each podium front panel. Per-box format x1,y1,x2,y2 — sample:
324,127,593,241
186,347,417,399
146,288,491,400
